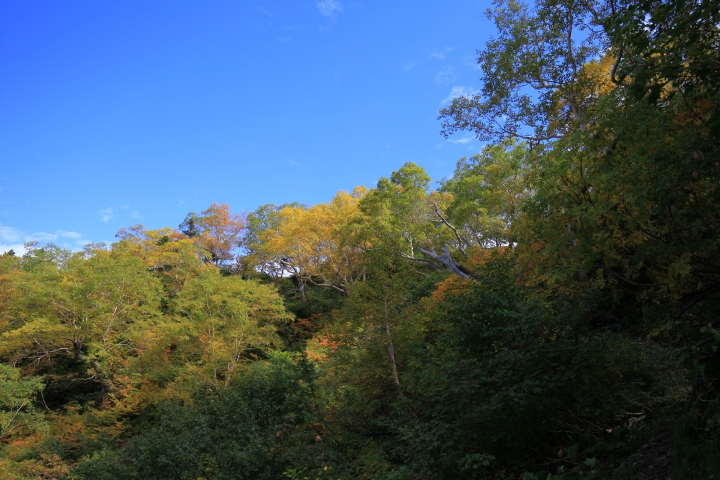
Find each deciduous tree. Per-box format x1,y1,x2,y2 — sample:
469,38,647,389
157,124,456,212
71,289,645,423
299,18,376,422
180,203,245,266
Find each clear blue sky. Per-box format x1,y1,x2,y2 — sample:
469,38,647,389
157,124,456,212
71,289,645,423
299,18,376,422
1,0,493,254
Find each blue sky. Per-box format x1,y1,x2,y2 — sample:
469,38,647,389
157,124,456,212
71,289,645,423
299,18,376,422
0,0,493,254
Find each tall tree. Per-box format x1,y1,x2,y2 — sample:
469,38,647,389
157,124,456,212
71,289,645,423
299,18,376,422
439,0,610,144
355,163,469,277
250,188,367,297
180,203,245,266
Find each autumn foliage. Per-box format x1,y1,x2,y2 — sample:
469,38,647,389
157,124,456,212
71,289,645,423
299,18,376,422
2,0,720,477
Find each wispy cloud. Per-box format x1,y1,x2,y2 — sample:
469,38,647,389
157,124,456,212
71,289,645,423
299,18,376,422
100,205,143,222
403,62,417,71
99,207,116,222
0,243,25,256
430,47,453,60
316,0,342,17
441,86,479,105
0,224,22,243
448,137,474,144
284,159,301,166
463,54,481,70
435,66,456,86
0,223,87,255
26,231,81,242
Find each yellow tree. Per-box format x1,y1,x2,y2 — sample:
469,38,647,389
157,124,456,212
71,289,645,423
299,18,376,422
251,188,367,297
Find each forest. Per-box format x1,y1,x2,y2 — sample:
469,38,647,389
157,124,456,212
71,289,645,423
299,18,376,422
1,0,718,478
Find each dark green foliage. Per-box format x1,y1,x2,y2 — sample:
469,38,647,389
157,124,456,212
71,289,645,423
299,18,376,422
391,253,684,478
670,421,720,479
609,0,720,126
274,278,346,350
74,353,315,480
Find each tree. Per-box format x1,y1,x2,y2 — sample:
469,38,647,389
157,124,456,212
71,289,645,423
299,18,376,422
250,188,367,298
440,138,532,248
170,268,291,385
439,0,611,144
391,251,684,477
115,225,205,297
328,253,425,403
1,246,162,394
180,203,245,266
0,365,45,440
355,163,470,277
73,354,316,480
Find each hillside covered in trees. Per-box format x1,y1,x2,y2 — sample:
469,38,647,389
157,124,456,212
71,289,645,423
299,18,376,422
1,0,719,478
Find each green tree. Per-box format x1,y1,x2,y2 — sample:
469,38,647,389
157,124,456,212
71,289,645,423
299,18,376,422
393,252,684,477
170,268,291,385
73,353,317,480
0,364,45,440
439,0,609,144
354,163,470,278
440,138,532,249
1,246,162,394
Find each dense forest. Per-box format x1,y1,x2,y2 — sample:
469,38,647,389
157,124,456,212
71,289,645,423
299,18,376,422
1,0,719,478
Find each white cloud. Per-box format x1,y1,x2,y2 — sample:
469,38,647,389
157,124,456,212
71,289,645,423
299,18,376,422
0,244,26,256
435,143,444,150
448,137,474,144
435,66,456,86
99,207,116,222
403,62,417,71
316,0,342,17
0,224,22,243
463,54,481,70
441,86,479,105
25,230,83,242
25,232,57,242
0,223,87,255
130,211,143,219
284,159,301,166
430,47,454,60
